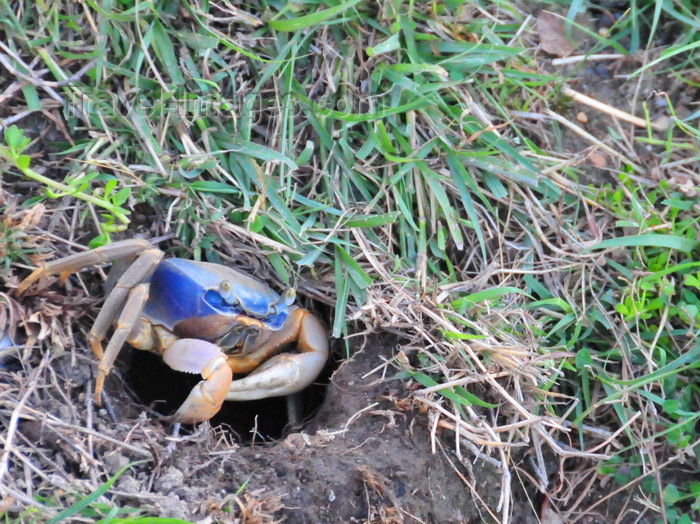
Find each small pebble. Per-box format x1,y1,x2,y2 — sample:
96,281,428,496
103,452,129,475
156,466,185,492
653,115,672,131
117,475,141,494
159,493,189,520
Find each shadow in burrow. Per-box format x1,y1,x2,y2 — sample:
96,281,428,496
125,301,338,442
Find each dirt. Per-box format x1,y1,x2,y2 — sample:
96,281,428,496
3,328,507,523
208,338,494,524
530,4,698,188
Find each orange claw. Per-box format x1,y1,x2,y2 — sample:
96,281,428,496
162,339,233,424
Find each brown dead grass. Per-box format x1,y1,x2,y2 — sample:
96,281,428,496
1,1,698,523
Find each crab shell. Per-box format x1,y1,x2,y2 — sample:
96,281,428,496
144,259,291,338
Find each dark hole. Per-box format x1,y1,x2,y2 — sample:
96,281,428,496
127,346,331,442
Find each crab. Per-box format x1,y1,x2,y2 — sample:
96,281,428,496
17,239,329,424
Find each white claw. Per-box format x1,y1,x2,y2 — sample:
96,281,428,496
225,351,327,401
163,338,224,374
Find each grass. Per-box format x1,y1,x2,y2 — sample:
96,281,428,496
0,0,698,522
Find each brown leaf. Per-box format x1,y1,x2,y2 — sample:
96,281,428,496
588,152,607,169
538,11,575,57
540,499,566,524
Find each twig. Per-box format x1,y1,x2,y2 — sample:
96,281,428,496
562,86,663,131
0,110,38,131
0,53,95,88
0,485,55,515
343,402,380,433
435,438,503,524
216,221,303,255
36,416,153,457
543,110,645,173
552,54,624,66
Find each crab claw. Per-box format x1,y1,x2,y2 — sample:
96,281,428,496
225,351,327,400
162,339,233,424
225,310,329,401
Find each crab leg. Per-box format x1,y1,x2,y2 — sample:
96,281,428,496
88,247,163,358
225,308,329,401
161,339,233,424
17,238,154,295
94,283,150,403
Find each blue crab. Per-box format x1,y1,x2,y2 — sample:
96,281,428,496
18,239,329,423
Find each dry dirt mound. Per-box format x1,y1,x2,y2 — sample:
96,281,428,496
2,331,511,522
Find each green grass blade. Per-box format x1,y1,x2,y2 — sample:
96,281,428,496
46,462,145,524
588,234,700,253
269,0,362,32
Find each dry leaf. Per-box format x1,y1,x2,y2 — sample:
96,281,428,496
538,11,575,57
540,499,566,524
589,152,607,169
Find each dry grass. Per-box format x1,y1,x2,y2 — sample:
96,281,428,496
1,0,698,522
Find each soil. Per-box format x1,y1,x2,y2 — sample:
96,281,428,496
209,338,495,524
4,332,507,523
531,5,698,189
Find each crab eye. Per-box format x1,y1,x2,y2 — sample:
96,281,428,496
219,280,238,304
282,288,296,306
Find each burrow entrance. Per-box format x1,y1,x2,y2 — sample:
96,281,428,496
127,341,333,441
